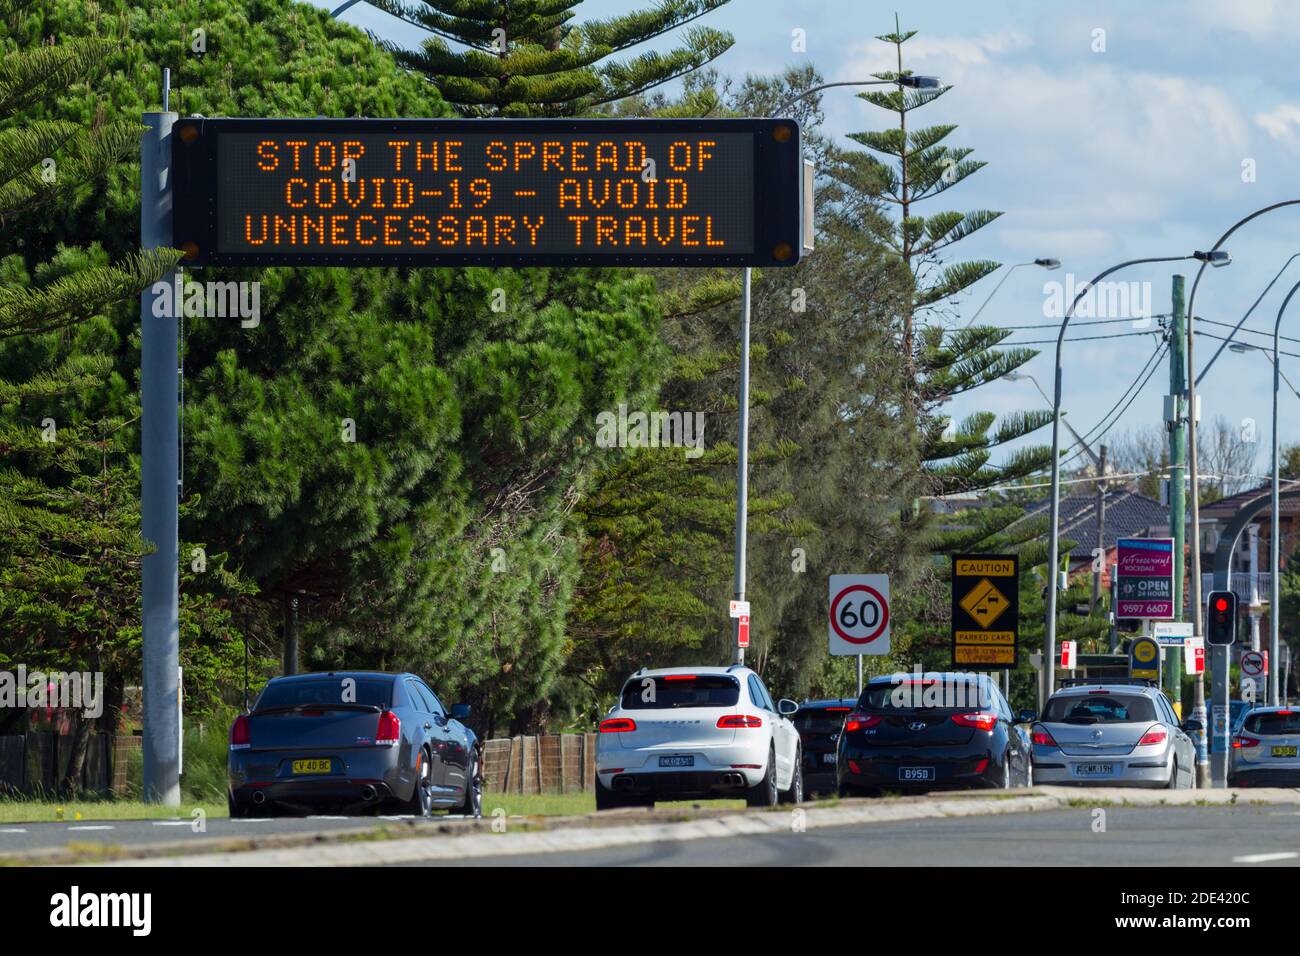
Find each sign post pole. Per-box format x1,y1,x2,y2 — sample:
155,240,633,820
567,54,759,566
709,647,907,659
140,78,181,806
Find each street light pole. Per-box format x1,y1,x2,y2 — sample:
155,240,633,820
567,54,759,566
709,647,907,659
731,73,939,664
1271,280,1300,708
963,258,1060,330
1044,254,1206,708
1186,201,1299,787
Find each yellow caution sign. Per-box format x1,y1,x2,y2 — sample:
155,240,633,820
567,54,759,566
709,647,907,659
951,554,1020,671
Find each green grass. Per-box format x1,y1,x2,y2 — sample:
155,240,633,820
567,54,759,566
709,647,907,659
0,799,225,824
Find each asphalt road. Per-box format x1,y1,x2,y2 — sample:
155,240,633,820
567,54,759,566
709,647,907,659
0,811,474,853
424,805,1300,867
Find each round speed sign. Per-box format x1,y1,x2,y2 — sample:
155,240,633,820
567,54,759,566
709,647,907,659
828,575,891,655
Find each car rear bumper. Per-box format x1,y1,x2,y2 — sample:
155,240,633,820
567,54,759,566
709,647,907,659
1031,756,1171,787
601,769,755,798
229,747,405,809
1228,767,1300,787
837,748,999,790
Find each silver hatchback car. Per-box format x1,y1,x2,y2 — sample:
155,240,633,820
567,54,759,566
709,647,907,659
1031,681,1197,788
1229,706,1300,788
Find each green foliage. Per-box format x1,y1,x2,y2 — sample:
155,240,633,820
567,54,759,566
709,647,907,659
372,0,734,117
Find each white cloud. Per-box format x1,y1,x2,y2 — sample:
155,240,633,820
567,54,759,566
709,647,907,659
1255,103,1300,148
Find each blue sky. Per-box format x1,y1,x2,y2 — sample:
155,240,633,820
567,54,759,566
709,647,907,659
310,0,1300,471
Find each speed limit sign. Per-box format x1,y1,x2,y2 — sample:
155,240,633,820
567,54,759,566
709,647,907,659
828,574,890,656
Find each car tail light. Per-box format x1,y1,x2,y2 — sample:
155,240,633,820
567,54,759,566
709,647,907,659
229,715,250,751
974,758,989,774
1233,735,1261,749
1138,728,1167,746
848,759,863,774
663,674,697,681
1030,726,1057,747
843,712,882,733
951,712,997,732
825,706,851,713
599,717,637,733
717,714,763,729
376,710,401,746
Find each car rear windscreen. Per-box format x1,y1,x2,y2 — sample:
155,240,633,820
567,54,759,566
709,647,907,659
858,679,991,711
1244,711,1300,736
793,708,852,734
256,678,391,710
620,675,740,710
1043,693,1155,724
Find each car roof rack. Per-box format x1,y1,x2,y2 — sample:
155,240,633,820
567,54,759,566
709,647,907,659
1058,677,1155,688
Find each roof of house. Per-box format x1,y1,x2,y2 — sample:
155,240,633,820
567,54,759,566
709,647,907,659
1026,490,1171,561
1198,482,1300,521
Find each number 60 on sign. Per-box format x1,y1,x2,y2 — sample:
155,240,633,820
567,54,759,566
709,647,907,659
828,574,891,656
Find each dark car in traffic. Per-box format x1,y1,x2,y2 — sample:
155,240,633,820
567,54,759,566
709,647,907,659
228,672,482,818
793,698,855,794
837,673,1032,795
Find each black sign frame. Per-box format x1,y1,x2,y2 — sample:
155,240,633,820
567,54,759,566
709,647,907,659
950,553,1021,671
171,117,802,269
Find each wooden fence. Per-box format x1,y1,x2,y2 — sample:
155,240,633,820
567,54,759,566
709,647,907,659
481,733,597,794
0,733,133,796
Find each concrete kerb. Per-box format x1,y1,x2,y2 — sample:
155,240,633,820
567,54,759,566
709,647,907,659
90,786,1300,867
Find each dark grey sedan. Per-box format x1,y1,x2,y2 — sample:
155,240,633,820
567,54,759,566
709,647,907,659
228,671,482,817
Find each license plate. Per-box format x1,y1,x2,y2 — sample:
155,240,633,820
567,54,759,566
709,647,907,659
1272,746,1298,758
658,755,694,768
899,767,934,781
291,759,332,775
823,753,837,765
1074,763,1114,777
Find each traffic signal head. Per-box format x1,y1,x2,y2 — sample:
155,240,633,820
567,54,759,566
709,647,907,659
1206,590,1237,646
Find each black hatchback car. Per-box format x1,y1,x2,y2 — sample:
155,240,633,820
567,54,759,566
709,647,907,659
228,672,482,817
837,673,1032,795
793,698,856,794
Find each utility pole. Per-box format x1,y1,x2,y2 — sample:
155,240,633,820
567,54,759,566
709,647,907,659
1167,275,1201,778
283,594,300,676
140,73,180,806
1091,444,1108,613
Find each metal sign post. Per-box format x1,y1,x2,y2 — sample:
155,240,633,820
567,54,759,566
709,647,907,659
140,79,181,805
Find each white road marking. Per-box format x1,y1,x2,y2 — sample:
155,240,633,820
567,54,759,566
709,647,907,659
1233,851,1298,863
0,828,27,834
152,820,194,827
67,825,114,831
306,816,349,820
230,818,274,823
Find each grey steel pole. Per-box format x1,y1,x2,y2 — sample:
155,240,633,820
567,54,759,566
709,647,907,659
732,267,752,665
1045,255,1194,707
1186,203,1300,785
141,84,181,805
1272,281,1300,707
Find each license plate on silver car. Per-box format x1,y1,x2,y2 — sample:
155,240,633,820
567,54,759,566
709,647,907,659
659,755,694,767
1074,763,1114,776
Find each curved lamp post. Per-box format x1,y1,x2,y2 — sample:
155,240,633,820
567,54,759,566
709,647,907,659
730,73,939,665
1271,280,1300,707
1185,201,1300,786
963,258,1061,330
1043,252,1223,709
1187,202,1300,646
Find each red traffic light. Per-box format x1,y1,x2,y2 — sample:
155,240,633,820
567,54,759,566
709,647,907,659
1214,597,1229,612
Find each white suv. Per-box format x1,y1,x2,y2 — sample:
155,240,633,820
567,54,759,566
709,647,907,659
595,665,803,810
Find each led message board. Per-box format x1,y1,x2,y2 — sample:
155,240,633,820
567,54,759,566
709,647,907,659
171,118,802,268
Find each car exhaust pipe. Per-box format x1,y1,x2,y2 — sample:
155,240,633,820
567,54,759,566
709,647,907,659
360,785,377,802
723,772,744,786
612,776,635,792
251,790,266,806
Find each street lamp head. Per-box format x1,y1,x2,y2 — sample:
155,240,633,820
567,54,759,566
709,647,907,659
1034,258,1062,270
1004,372,1026,381
1194,249,1232,267
899,75,941,89
1229,342,1252,353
